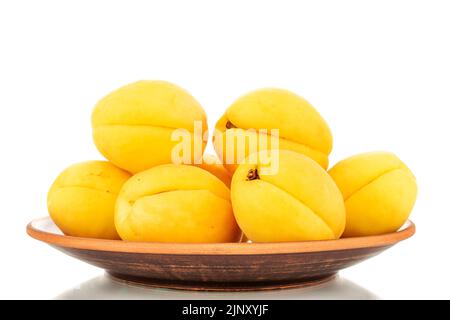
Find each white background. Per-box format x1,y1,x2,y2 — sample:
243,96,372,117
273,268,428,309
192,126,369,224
1,0,449,299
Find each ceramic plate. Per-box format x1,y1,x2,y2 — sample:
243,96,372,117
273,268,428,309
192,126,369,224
27,217,415,291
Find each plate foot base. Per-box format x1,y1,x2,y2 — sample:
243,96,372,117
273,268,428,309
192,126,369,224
107,272,337,292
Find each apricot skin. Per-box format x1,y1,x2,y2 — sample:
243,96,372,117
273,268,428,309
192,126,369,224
328,152,418,237
231,150,345,242
213,88,333,173
47,161,131,239
115,164,241,243
92,80,207,174
196,154,232,187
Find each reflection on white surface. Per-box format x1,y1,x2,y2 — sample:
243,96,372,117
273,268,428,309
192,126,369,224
56,274,378,300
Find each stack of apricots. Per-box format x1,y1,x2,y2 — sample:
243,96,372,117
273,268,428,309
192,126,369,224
47,81,417,243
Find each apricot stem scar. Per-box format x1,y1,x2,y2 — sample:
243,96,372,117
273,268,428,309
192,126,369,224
246,169,260,181
225,120,237,129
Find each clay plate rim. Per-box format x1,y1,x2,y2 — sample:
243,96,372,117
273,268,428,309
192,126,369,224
27,217,415,255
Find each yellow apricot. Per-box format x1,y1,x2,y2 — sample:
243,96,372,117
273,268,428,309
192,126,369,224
195,154,232,187
213,88,332,173
115,164,241,242
231,150,345,242
92,80,207,174
47,161,131,239
329,152,417,237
